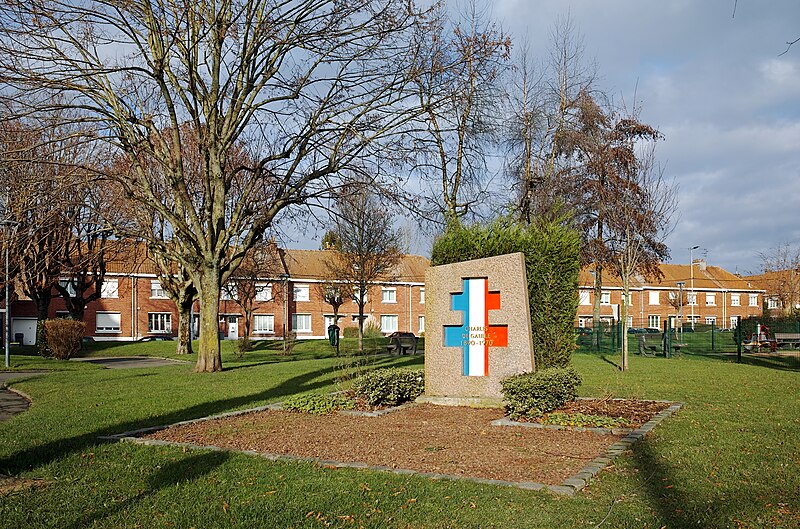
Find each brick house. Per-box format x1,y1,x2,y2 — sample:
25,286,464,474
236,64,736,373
9,247,428,345
742,269,800,316
577,260,765,330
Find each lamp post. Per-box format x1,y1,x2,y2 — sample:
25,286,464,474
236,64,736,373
676,281,685,341
689,245,699,330
1,219,19,368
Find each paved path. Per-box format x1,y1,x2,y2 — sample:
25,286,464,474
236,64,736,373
0,371,46,421
0,357,190,421
70,356,192,369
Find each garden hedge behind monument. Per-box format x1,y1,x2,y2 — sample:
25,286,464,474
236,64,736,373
431,218,581,369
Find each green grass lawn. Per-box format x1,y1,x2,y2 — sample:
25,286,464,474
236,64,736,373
0,343,797,528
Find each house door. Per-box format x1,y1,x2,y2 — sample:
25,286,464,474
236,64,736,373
11,318,38,346
227,316,239,340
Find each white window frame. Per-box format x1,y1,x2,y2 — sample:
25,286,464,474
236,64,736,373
253,314,275,334
292,313,312,333
749,294,758,307
59,279,76,297
730,316,739,329
420,288,425,304
148,312,172,334
705,316,717,326
578,317,591,328
687,292,697,306
418,315,425,333
705,293,716,306
600,291,611,305
381,287,397,304
255,283,273,302
150,280,168,299
380,314,399,333
767,297,779,310
352,288,368,304
648,315,661,328
101,279,119,299
731,293,740,307
579,291,591,306
293,284,310,302
96,312,121,333
648,291,659,305
221,283,237,301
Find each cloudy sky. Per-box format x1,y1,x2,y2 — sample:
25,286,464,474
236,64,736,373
292,1,799,275
490,0,800,274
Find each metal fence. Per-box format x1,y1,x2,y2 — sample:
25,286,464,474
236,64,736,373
576,319,800,357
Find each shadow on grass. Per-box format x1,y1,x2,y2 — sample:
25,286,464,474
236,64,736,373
0,363,338,478
682,351,800,372
631,440,768,528
64,451,231,529
599,354,622,370
0,352,423,481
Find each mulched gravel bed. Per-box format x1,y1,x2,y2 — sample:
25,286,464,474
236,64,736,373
141,399,669,486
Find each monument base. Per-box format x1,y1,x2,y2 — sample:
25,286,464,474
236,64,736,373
416,394,505,409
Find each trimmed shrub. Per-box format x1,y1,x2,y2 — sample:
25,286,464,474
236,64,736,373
431,216,581,369
282,394,355,415
42,319,85,360
342,326,359,339
351,368,424,406
500,367,582,420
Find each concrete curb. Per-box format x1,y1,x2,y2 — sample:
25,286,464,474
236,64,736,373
99,399,683,496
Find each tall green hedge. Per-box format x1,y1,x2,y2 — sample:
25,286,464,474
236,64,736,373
431,217,581,369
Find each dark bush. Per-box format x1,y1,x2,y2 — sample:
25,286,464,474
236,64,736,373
351,368,424,406
282,394,354,415
235,337,252,358
500,367,582,420
342,326,359,339
431,216,581,369
42,319,85,360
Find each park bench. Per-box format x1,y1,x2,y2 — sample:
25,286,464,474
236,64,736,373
637,335,659,357
385,332,418,355
774,332,800,349
671,343,688,357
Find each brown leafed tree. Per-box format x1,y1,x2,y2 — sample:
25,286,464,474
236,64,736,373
560,92,662,349
0,117,86,350
325,181,402,352
0,0,430,371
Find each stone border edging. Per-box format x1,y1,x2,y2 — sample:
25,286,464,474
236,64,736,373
99,399,683,496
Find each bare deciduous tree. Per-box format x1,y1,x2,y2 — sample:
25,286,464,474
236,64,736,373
325,181,402,352
758,243,800,316
223,242,282,348
506,16,596,223
411,0,511,225
0,0,429,371
605,149,676,370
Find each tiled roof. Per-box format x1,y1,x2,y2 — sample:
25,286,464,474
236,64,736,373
579,262,763,292
281,249,428,283
104,242,429,283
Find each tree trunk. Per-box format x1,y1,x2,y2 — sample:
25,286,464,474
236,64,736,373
357,303,365,353
592,264,603,351
34,296,51,354
176,298,194,355
194,274,222,372
621,283,629,371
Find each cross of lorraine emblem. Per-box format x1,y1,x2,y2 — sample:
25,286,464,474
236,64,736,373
443,278,509,377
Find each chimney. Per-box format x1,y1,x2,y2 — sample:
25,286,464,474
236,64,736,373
694,259,707,272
